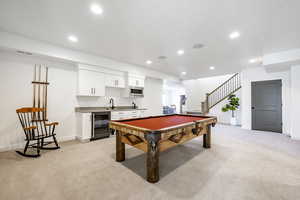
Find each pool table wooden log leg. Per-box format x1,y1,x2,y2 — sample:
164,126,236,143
116,130,125,162
203,124,211,148
145,131,161,183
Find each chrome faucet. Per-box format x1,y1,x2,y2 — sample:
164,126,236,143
132,101,137,109
109,98,115,109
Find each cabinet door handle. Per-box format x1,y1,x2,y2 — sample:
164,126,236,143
91,88,93,95
92,113,95,138
94,88,96,95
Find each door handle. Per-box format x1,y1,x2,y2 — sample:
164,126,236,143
92,113,95,138
252,107,255,109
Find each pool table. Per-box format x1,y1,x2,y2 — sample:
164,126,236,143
109,114,217,183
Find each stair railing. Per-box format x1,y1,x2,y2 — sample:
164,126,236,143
201,73,241,114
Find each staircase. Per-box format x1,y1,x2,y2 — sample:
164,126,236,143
201,73,241,114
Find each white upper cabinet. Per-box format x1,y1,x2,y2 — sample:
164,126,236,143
105,74,125,88
77,69,105,96
77,64,145,97
128,74,145,88
93,72,106,96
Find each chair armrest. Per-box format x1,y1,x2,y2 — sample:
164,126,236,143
45,122,59,126
24,126,37,131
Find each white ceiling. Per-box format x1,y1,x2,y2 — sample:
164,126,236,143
0,0,299,79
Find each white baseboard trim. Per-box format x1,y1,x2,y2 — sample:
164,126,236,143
58,135,77,142
291,136,300,141
0,143,24,152
0,135,77,152
75,136,90,143
217,122,242,127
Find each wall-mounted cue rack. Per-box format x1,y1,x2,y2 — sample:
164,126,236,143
32,64,49,121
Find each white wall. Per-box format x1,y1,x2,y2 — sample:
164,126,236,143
183,74,242,125
0,52,78,151
141,78,163,116
241,66,291,135
290,65,300,140
0,51,165,151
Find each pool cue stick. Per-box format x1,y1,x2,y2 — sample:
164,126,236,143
41,66,45,119
33,65,37,121
33,65,36,108
44,66,48,120
38,65,41,121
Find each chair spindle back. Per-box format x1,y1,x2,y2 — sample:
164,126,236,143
16,107,48,140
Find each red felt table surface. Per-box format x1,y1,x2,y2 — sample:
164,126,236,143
119,115,206,130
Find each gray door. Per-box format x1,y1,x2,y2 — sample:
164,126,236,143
251,80,282,133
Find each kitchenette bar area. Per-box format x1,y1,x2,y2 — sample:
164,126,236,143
75,106,148,142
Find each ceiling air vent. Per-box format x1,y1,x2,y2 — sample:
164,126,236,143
192,43,205,49
17,50,33,55
158,56,167,60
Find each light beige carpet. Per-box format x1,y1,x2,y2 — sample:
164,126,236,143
0,125,300,200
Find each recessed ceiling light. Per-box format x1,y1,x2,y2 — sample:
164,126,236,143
68,35,78,43
90,4,103,15
181,72,187,75
177,49,185,55
229,31,240,39
249,58,257,63
209,66,215,70
146,60,152,65
249,57,262,64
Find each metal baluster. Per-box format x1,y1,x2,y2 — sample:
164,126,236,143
235,75,237,90
231,77,233,94
217,88,219,104
233,77,235,92
221,86,223,101
226,80,229,96
222,85,224,101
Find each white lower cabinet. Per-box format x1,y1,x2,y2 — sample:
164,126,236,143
111,111,128,120
77,113,92,141
111,110,148,120
139,110,147,117
77,110,148,142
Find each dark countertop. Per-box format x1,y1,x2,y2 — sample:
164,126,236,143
185,110,203,114
75,106,147,113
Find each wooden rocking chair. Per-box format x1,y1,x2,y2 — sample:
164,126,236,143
16,107,60,157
